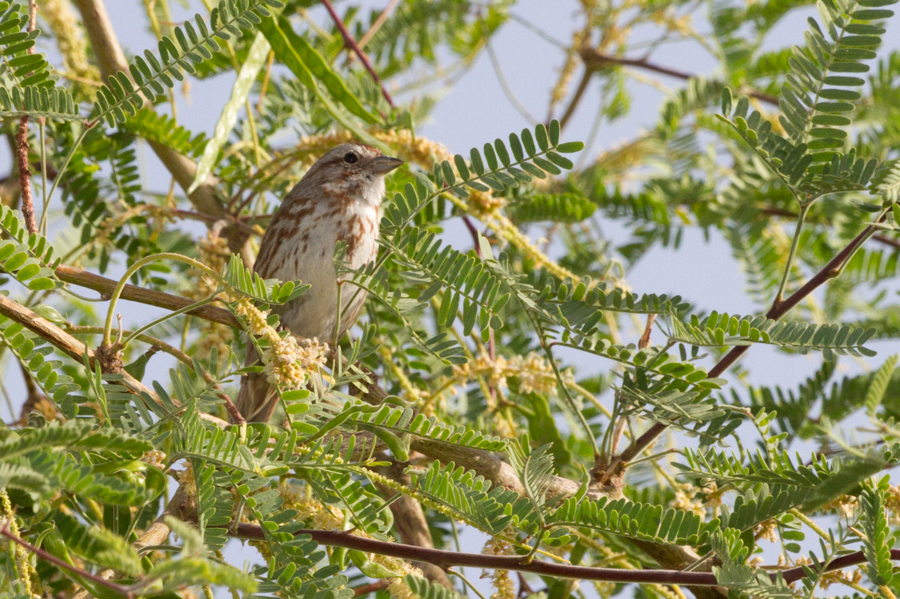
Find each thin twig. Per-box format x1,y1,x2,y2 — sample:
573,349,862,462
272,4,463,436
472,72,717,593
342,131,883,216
65,325,246,425
579,47,779,106
357,0,400,50
0,521,143,599
558,69,592,130
320,0,395,108
759,206,900,250
617,218,882,464
485,31,538,125
353,581,392,597
638,314,656,349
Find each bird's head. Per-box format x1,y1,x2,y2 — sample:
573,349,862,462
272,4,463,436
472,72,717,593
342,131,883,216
303,143,404,207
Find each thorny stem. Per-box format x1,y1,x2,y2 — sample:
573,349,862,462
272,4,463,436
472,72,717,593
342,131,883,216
14,0,38,234
617,217,885,464
320,0,395,108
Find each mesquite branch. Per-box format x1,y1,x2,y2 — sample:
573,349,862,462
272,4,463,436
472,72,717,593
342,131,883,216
617,218,882,464
14,1,38,234
71,0,252,262
321,0,395,108
225,518,900,586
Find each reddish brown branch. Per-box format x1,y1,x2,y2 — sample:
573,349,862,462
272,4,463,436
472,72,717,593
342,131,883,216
579,47,779,107
353,581,392,596
759,207,900,250
320,0,395,108
617,220,880,464
55,265,238,328
229,520,900,586
0,522,143,598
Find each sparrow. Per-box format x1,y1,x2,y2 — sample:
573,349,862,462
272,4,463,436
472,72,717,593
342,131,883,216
235,143,403,422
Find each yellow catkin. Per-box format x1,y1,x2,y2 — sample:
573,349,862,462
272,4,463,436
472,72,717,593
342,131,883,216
1,490,39,596
38,0,100,99
452,351,572,397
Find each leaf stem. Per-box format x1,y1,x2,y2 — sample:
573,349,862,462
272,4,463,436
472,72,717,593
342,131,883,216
102,253,220,346
773,203,810,308
529,312,598,455
122,295,219,348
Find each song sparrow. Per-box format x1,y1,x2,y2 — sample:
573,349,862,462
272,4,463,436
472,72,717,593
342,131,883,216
235,143,403,422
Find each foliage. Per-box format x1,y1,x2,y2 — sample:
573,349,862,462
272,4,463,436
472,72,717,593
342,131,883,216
1,0,900,597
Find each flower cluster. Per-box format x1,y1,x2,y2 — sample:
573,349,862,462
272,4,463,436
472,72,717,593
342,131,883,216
231,297,329,390
453,351,572,397
279,481,344,531
482,537,515,599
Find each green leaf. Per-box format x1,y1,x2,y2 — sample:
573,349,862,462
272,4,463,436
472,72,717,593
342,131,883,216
258,15,377,126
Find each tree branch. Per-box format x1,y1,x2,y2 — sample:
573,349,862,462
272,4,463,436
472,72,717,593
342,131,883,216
321,0,395,108
14,0,38,234
617,219,880,464
55,265,238,328
226,519,899,586
47,263,718,592
71,0,251,262
0,293,228,429
759,206,900,250
579,47,779,106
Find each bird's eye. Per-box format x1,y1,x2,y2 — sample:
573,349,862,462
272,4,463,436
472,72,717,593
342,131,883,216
343,152,359,164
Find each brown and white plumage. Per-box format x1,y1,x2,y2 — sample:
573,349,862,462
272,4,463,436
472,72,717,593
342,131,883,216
235,143,403,422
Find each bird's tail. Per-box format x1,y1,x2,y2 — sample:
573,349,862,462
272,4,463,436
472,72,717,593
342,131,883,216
234,344,279,423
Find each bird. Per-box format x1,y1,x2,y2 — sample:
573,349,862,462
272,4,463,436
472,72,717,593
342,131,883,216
235,143,403,422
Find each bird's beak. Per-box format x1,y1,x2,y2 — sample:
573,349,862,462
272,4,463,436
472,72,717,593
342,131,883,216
369,155,404,175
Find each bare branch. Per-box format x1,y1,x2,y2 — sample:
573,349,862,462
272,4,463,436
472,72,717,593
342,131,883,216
321,0,395,108
618,218,882,464
224,518,899,586
55,266,238,328
579,47,779,106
